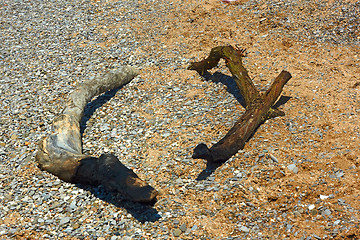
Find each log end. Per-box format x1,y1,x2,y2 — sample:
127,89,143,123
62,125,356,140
73,154,158,203
36,137,82,182
280,70,292,81
125,174,159,203
193,142,243,163
192,143,213,161
187,62,206,76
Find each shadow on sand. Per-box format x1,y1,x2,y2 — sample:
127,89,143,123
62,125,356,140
76,184,161,223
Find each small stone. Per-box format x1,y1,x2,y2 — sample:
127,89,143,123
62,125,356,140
59,217,70,225
288,164,299,174
70,200,77,209
334,220,341,225
163,132,171,137
311,209,317,215
179,223,187,232
173,228,182,237
269,154,279,163
191,225,198,231
22,196,30,202
313,234,322,240
323,209,331,216
293,211,301,217
10,134,18,140
175,178,183,185
338,199,346,205
335,170,344,178
308,204,315,210
240,226,250,233
236,172,244,178
320,195,328,200
72,223,80,229
334,208,343,212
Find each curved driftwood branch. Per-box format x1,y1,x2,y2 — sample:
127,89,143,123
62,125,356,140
189,46,292,163
36,66,158,202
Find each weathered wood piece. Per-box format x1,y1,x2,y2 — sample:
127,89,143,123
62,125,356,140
36,66,158,202
189,45,292,162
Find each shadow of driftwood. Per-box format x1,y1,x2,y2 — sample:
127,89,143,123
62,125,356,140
196,161,223,181
78,88,161,223
273,95,291,108
202,71,246,108
195,71,291,181
76,184,161,223
80,87,121,135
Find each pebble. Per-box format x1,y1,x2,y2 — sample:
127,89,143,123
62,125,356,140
286,224,293,230
179,223,187,232
311,209,318,216
287,164,299,174
72,223,80,229
323,209,331,216
308,204,315,210
320,195,328,200
338,199,346,206
334,170,345,178
240,226,250,233
59,217,70,226
173,228,182,237
313,234,322,240
269,154,279,163
333,220,341,226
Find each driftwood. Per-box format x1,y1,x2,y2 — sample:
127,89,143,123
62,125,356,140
36,66,158,202
189,45,292,162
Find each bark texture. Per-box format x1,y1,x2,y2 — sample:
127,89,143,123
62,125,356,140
189,46,292,162
36,66,158,202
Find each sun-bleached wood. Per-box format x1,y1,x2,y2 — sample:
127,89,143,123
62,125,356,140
36,66,158,202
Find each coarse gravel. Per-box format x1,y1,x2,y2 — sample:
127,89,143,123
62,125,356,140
1,0,359,239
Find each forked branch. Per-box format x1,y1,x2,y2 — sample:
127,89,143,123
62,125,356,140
189,45,292,162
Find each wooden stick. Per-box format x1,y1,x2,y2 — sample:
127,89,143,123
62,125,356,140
190,46,292,162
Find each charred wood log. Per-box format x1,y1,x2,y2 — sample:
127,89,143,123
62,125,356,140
36,66,158,202
189,46,292,162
